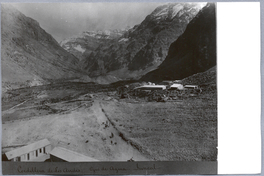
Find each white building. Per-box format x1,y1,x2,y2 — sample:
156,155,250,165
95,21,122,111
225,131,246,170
134,85,167,91
169,83,184,90
184,85,199,89
5,139,51,162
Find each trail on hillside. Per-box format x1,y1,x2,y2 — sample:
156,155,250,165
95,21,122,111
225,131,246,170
90,100,150,161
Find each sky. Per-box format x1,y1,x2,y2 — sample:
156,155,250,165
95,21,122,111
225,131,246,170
11,3,163,42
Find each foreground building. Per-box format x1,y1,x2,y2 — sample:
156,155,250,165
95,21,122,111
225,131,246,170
5,139,51,162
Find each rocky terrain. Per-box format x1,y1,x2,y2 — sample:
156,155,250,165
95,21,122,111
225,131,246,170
1,4,88,91
2,81,217,161
2,85,149,161
141,3,216,83
182,66,216,86
79,3,207,79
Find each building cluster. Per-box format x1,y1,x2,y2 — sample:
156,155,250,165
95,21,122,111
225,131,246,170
3,139,98,162
118,80,201,101
134,80,199,91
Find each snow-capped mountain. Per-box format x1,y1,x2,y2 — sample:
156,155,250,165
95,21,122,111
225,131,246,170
149,2,206,21
141,3,216,83
60,28,130,61
80,2,207,79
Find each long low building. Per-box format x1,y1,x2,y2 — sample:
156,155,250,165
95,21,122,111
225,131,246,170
134,85,167,91
50,147,99,162
5,139,51,162
184,85,199,89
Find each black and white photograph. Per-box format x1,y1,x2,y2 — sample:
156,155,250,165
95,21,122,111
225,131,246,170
0,1,260,175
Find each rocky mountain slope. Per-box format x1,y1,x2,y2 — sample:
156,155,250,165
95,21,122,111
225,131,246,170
80,3,206,79
1,4,87,91
60,29,130,61
141,3,216,83
182,66,216,86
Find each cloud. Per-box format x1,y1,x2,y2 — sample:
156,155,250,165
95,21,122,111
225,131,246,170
11,3,163,42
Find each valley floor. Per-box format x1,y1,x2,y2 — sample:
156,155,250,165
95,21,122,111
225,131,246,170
2,82,217,161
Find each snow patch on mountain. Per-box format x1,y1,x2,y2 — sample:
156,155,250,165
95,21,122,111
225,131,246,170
172,4,184,18
193,2,207,9
74,45,85,53
151,3,207,21
154,7,168,17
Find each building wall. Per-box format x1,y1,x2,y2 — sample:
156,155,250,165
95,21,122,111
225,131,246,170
45,145,52,154
10,144,51,162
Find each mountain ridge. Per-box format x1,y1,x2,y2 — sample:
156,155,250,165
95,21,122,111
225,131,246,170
141,3,216,83
1,4,88,91
2,3,216,90
77,3,207,79
60,28,130,61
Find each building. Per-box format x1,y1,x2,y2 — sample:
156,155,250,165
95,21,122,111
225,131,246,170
184,85,199,89
184,85,201,94
5,139,51,162
169,83,184,90
173,80,182,83
50,147,98,162
134,85,167,91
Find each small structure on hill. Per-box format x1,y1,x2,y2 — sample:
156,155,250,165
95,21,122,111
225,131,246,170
50,147,98,162
5,139,51,162
173,80,182,83
184,85,201,94
184,85,199,89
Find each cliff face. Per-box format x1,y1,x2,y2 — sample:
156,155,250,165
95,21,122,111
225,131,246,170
1,4,86,91
141,3,216,83
80,3,206,78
